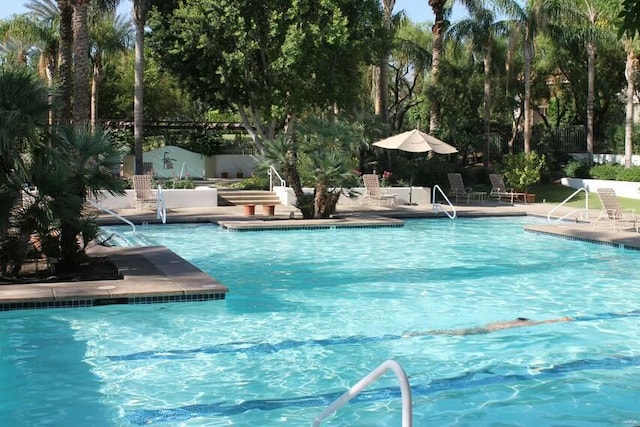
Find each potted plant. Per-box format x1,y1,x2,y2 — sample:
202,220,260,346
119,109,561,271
500,152,546,202
220,172,229,178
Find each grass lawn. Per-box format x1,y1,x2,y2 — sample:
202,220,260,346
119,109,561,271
529,183,640,211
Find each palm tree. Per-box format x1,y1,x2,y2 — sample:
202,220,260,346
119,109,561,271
57,0,73,124
496,0,548,153
73,0,91,125
0,67,51,276
373,0,396,122
623,37,639,168
427,0,451,134
52,125,125,270
89,10,132,131
447,0,509,166
25,0,60,126
133,0,149,175
0,16,39,65
547,0,619,162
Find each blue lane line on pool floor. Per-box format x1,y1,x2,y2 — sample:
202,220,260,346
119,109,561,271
106,334,401,361
124,354,640,425
107,311,639,362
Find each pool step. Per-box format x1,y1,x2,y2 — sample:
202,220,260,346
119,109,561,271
217,190,281,206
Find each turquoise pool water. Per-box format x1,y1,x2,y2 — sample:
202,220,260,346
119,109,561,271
2,218,640,426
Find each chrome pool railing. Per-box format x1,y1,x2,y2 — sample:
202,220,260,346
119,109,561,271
546,187,589,223
156,185,167,224
87,199,136,234
312,359,412,427
432,184,457,219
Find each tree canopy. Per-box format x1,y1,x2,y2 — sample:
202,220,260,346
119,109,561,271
147,0,385,151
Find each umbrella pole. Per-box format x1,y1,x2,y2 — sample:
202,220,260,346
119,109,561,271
409,177,413,204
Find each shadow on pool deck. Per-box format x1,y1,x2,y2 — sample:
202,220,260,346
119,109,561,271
2,201,640,310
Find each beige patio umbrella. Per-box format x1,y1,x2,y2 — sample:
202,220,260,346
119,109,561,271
372,129,458,154
372,129,458,204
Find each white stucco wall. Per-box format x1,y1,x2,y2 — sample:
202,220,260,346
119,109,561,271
561,178,640,200
273,186,432,207
94,187,218,209
143,146,207,179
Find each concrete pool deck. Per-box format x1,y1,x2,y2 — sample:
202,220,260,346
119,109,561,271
2,200,640,310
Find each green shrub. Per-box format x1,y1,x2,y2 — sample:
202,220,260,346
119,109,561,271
499,152,546,191
228,175,269,190
160,177,195,189
564,160,591,178
616,167,640,182
589,163,623,180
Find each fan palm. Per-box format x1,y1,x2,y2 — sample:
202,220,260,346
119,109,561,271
52,125,125,270
90,10,132,130
495,0,549,153
448,0,509,166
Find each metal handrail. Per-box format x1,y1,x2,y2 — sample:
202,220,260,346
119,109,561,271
312,359,412,427
268,165,286,191
432,184,457,219
156,185,167,224
546,187,589,223
87,199,136,233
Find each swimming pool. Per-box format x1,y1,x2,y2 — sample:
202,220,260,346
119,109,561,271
2,217,640,426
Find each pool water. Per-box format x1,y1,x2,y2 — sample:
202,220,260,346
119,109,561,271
2,218,640,426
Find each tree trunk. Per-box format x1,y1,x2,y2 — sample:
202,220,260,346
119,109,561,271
483,44,492,166
374,0,395,123
91,61,101,132
523,35,533,153
429,0,447,135
57,0,73,124
625,48,636,169
73,0,90,125
133,0,148,175
586,39,595,162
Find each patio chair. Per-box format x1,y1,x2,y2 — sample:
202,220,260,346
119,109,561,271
489,174,525,204
361,174,398,207
593,188,638,231
447,173,485,204
132,174,157,209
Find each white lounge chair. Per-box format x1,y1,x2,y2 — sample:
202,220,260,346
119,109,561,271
447,173,485,204
593,188,638,231
489,174,525,204
361,174,397,207
132,174,157,209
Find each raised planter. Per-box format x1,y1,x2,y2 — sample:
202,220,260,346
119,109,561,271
262,204,275,216
242,204,256,216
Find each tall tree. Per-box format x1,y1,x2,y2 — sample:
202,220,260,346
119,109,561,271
427,0,451,134
58,0,73,124
388,19,432,131
133,0,148,175
26,0,60,125
73,0,91,125
548,0,619,161
448,0,508,165
497,0,548,153
623,36,639,168
373,0,396,122
147,0,384,152
89,10,131,130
